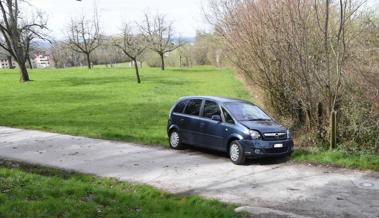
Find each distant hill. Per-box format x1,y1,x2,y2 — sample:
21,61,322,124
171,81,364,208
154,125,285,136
34,40,51,50
33,36,195,50
180,36,195,43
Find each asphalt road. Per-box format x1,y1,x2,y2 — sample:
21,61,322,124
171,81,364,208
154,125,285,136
0,126,378,218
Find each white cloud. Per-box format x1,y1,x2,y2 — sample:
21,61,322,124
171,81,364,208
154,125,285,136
30,0,210,40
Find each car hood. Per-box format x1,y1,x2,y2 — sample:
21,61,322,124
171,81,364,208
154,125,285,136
240,120,287,133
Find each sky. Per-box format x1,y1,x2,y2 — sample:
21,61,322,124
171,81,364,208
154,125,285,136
28,0,378,41
30,0,210,40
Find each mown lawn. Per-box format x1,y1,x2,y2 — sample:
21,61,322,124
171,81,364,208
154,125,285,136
0,161,245,218
0,66,250,145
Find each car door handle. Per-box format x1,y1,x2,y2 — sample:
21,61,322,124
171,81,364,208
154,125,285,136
179,118,184,122
200,123,205,128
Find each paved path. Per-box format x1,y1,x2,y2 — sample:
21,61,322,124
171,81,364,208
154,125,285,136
0,127,378,218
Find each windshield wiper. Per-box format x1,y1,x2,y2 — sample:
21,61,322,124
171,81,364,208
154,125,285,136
249,118,271,121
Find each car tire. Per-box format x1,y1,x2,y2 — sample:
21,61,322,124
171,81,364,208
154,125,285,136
229,140,246,165
169,130,185,150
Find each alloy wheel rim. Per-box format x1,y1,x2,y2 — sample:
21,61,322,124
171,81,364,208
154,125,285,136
230,144,240,161
170,132,179,148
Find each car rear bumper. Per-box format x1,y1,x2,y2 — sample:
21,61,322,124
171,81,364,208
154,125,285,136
239,138,294,158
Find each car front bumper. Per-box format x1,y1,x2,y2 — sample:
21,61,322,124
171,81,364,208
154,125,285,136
239,138,294,158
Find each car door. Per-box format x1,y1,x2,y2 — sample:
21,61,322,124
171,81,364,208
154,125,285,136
181,99,203,145
169,99,188,139
199,100,225,150
220,106,237,152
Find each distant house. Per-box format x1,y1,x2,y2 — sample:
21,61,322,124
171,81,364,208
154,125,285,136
0,57,16,69
34,52,51,68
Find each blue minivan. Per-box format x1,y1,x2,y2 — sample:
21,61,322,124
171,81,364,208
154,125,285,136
167,96,293,165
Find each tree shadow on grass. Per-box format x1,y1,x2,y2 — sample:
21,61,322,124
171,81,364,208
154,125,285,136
0,71,18,75
147,79,189,86
59,76,129,86
60,74,196,87
169,68,220,73
141,75,194,86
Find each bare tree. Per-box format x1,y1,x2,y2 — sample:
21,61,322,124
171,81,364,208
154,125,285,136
0,0,48,82
178,45,193,67
139,13,183,70
92,37,126,67
50,40,84,68
26,42,37,69
113,24,146,83
67,11,101,69
207,0,377,148
7,55,13,68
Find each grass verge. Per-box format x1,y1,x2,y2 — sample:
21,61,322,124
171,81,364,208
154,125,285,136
0,160,246,218
292,149,379,171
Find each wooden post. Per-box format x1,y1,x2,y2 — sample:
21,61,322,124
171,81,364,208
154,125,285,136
330,110,337,150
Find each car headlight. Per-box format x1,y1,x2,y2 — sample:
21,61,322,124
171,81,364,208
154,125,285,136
287,129,291,139
249,130,261,139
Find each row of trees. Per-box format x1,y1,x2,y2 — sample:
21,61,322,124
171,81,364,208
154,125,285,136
177,33,224,68
0,0,186,83
51,32,223,70
63,9,184,83
208,0,379,151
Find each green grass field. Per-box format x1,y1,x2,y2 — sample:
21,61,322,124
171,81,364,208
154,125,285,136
0,161,245,218
0,66,250,145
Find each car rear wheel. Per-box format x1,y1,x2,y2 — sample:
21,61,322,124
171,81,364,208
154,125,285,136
229,141,246,165
169,130,185,149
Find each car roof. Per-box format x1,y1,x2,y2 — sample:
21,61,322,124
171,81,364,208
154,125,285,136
178,96,253,104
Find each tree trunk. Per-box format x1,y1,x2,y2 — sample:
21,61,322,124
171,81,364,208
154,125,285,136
133,59,141,84
330,110,337,150
86,53,91,69
159,53,165,71
18,62,30,82
7,56,13,69
324,0,332,115
27,55,33,69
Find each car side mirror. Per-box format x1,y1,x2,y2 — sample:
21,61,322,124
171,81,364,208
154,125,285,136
211,115,222,122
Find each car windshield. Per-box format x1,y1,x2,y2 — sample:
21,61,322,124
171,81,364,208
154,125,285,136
224,102,271,121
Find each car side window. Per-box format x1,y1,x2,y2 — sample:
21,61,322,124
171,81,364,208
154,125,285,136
173,100,187,113
222,107,235,124
203,101,221,119
184,99,202,116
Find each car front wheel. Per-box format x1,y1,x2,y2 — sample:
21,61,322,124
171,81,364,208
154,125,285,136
229,141,246,165
169,130,185,149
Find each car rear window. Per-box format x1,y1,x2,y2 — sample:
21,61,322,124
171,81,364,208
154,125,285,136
184,99,202,116
173,100,187,113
